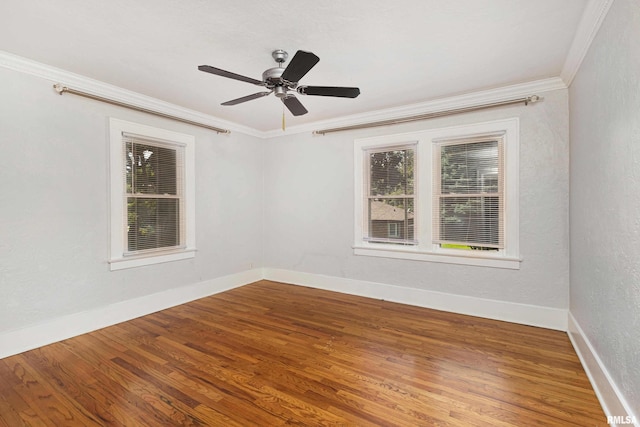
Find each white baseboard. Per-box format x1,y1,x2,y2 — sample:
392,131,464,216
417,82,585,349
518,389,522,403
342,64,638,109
568,313,638,427
0,266,568,357
262,268,568,331
0,269,263,360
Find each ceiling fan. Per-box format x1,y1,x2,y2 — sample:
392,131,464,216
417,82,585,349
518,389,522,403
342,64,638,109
198,49,360,116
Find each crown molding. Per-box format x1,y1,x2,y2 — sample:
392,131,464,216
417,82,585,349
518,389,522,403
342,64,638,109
0,51,262,138
263,77,567,138
1,50,568,140
560,0,614,86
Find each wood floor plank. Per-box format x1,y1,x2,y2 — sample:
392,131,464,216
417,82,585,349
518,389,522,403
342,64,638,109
2,358,103,426
0,280,607,426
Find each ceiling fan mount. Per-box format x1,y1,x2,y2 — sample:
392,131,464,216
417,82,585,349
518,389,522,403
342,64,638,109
198,49,360,116
271,49,288,64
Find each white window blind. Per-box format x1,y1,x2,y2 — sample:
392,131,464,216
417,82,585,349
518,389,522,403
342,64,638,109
365,145,416,245
433,136,504,249
123,133,185,255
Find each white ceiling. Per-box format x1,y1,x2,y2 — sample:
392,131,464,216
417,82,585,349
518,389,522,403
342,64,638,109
0,0,588,132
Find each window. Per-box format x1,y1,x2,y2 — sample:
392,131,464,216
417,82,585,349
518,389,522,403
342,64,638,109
388,223,400,238
109,119,195,270
125,135,182,253
354,118,520,269
365,146,416,245
433,136,503,251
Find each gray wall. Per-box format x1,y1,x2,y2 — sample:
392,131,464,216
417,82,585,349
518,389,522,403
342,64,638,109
0,67,264,333
569,0,640,416
264,88,570,308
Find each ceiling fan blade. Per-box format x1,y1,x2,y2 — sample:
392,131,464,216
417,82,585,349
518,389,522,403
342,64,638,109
281,95,308,116
280,50,320,83
298,86,361,98
198,65,263,86
221,91,272,106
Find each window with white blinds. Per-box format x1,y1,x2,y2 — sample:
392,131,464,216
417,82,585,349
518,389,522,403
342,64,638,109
109,118,195,271
124,134,184,254
354,118,520,269
365,146,416,245
433,136,504,250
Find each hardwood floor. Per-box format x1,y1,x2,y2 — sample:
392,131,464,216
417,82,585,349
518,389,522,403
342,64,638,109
0,280,606,426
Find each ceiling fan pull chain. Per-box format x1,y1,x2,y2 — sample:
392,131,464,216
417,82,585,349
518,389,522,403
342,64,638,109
282,105,286,131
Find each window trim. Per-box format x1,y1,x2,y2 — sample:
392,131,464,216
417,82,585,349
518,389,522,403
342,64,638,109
353,118,520,270
108,118,196,271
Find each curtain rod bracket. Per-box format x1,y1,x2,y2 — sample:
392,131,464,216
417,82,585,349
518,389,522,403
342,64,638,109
54,83,66,95
525,95,541,105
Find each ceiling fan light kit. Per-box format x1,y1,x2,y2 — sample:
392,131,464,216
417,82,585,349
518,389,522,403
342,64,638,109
198,49,361,117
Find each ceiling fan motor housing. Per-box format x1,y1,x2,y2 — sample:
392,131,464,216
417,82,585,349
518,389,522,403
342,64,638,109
262,67,296,97
262,67,284,83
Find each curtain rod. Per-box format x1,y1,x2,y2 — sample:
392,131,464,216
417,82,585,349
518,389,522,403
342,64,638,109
313,95,541,135
53,84,231,134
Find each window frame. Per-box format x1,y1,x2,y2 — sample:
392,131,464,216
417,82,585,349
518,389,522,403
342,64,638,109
353,118,520,270
109,118,196,271
432,134,504,250
364,143,417,246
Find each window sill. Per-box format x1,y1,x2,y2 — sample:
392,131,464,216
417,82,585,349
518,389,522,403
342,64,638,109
353,244,521,270
109,248,196,271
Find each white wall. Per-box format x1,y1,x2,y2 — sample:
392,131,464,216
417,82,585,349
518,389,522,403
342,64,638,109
0,67,264,335
569,0,640,418
264,88,570,309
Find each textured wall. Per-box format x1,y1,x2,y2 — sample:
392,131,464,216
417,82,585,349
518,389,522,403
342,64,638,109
569,0,640,416
264,89,570,308
0,67,264,333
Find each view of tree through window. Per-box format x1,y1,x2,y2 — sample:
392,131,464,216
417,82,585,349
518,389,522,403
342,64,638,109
367,147,415,244
437,140,501,250
125,141,181,253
